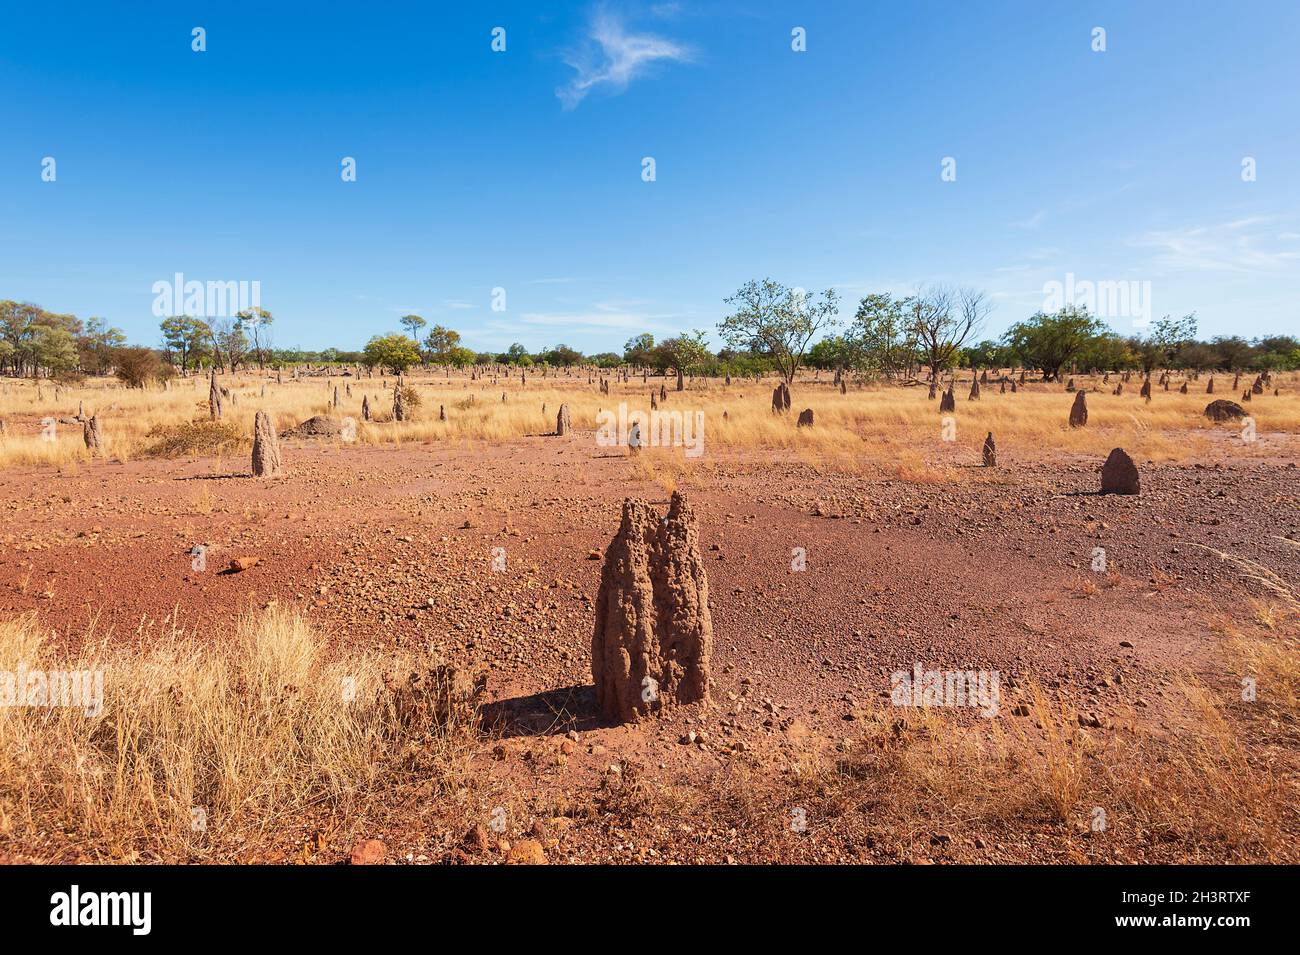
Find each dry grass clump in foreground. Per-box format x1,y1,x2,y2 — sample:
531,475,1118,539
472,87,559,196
690,687,1295,862
0,606,481,862
1206,541,1300,747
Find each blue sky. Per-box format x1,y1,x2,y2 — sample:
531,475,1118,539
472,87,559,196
2,1,1297,355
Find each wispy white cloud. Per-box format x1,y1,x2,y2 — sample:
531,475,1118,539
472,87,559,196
557,11,693,109
1129,216,1300,273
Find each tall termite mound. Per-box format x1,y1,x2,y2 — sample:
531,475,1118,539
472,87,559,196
1068,390,1088,428
592,492,712,723
209,370,223,420
252,410,282,477
83,415,102,453
939,384,956,413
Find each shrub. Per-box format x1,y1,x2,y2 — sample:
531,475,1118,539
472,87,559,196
114,347,166,388
140,420,246,458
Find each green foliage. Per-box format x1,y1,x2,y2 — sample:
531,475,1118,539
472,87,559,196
78,317,127,375
499,343,532,365
960,339,1015,370
654,330,711,378
1148,313,1198,366
443,346,476,368
160,315,212,372
235,307,273,369
6,294,1296,383
805,336,849,369
1002,307,1108,380
1078,332,1134,372
845,292,921,378
0,300,88,377
362,333,421,374
719,279,839,384
422,324,461,362
538,344,583,367
623,333,655,366
401,314,428,342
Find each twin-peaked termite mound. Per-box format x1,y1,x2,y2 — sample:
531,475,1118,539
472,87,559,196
591,491,712,724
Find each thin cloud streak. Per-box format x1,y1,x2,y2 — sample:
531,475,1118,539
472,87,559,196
1129,216,1300,274
557,11,693,109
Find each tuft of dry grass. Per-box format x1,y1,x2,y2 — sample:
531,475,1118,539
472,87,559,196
0,606,480,861
1200,540,1300,734
1019,684,1090,822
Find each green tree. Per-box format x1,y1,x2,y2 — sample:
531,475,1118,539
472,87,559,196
623,333,656,366
718,279,839,385
444,346,476,368
402,314,428,344
1252,336,1300,371
235,307,273,370
0,301,80,377
160,315,211,373
960,339,1014,371
655,330,711,390
1002,306,1107,380
363,333,421,374
31,321,80,376
422,324,461,362
1078,331,1133,372
1208,336,1254,371
846,292,919,379
540,344,583,367
76,317,127,375
1147,313,1198,368
208,319,248,373
806,335,852,370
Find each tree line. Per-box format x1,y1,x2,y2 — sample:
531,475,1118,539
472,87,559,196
4,284,1296,385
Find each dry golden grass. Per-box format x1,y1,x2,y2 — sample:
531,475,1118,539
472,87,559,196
140,420,247,458
684,683,1295,861
0,369,1295,472
1203,541,1300,735
0,606,479,861
756,548,1299,861
646,578,1298,862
